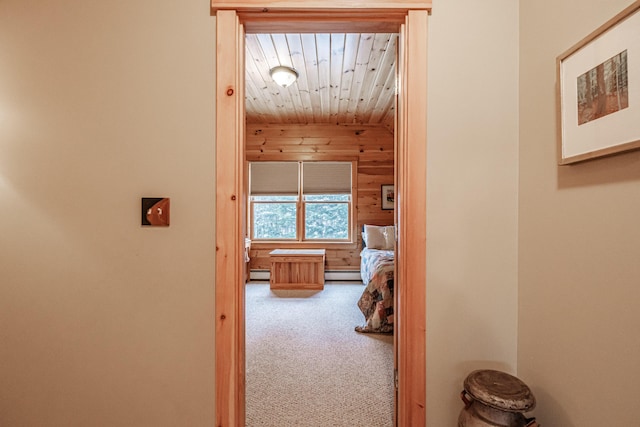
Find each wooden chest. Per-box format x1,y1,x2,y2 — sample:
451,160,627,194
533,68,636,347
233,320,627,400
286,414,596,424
269,249,326,290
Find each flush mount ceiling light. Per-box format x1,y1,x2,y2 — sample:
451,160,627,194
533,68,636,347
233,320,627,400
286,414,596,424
269,65,298,88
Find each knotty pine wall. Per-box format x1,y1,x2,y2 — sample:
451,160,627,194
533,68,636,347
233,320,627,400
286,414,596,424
245,123,394,272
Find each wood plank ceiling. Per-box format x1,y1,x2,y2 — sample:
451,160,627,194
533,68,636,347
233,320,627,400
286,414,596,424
245,33,398,131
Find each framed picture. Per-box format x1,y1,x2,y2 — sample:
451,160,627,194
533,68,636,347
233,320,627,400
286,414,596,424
556,1,640,165
381,185,394,210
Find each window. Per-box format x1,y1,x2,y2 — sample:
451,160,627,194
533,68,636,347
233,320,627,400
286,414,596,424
249,161,354,242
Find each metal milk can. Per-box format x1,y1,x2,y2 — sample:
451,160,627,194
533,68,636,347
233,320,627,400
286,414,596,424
458,369,539,427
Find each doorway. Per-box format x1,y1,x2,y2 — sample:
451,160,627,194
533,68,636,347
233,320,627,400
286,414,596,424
213,4,429,426
243,31,397,423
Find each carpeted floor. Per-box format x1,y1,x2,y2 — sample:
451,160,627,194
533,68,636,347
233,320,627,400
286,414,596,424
245,282,394,427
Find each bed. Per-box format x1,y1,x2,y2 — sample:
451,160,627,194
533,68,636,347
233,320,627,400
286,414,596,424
355,225,395,334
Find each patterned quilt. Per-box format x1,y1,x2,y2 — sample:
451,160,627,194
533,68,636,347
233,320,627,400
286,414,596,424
356,249,394,334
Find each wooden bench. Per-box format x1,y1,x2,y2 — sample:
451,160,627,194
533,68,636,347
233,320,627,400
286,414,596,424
269,249,326,290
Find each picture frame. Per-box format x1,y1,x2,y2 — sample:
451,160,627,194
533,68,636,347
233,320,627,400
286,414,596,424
556,1,640,165
381,185,394,210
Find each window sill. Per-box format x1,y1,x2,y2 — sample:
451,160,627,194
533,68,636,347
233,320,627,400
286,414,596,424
249,241,359,251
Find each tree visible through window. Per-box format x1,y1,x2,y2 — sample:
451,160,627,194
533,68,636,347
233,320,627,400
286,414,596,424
304,194,350,239
252,196,297,239
249,162,353,241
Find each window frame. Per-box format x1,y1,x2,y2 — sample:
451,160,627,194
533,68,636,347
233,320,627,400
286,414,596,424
248,160,357,244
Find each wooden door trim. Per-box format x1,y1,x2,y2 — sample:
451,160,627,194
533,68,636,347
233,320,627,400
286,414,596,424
212,1,432,33
214,4,429,426
396,11,428,425
215,11,246,427
211,0,431,12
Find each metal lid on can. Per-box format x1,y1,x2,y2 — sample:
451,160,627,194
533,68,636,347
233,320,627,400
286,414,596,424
463,369,536,412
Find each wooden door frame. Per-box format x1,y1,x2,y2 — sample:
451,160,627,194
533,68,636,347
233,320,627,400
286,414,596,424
213,3,429,426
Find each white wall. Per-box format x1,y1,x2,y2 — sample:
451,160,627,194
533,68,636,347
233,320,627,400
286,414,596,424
426,0,520,424
518,0,640,425
0,1,216,425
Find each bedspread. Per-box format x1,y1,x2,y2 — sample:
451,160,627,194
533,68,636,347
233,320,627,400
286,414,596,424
360,248,394,285
356,250,394,334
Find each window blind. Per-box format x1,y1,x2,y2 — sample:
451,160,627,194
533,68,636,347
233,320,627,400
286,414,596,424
249,162,299,195
302,162,351,194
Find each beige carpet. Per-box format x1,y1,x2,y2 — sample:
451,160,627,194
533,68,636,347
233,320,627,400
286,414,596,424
245,282,394,427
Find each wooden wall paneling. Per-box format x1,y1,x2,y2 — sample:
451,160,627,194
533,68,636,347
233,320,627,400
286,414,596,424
247,123,390,137
329,33,345,121
349,34,388,123
238,8,418,130
255,34,301,122
271,34,308,123
344,33,375,124
361,34,398,124
284,34,315,124
336,34,360,125
316,34,332,123
249,248,361,271
245,123,394,271
248,246,381,269
245,35,289,123
300,34,323,123
243,43,269,121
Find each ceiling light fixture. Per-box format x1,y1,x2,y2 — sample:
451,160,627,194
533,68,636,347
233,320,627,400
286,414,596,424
269,65,298,88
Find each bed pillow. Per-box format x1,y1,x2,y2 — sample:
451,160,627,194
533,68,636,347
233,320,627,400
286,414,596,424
363,225,394,250
383,225,395,249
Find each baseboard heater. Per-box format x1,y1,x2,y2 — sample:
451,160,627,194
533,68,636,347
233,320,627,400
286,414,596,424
249,270,361,281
